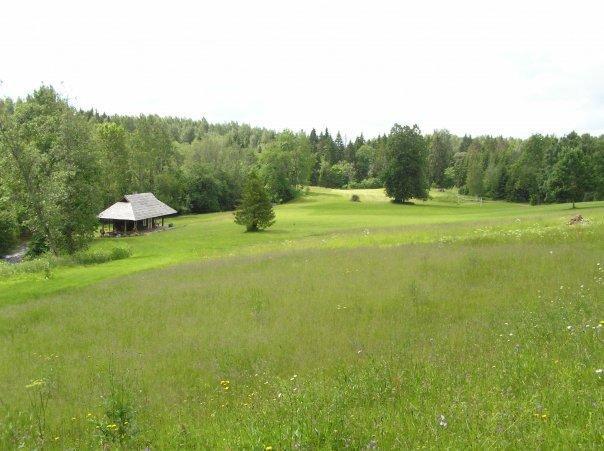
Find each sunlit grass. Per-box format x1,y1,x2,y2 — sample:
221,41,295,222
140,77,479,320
0,189,603,447
1,188,602,305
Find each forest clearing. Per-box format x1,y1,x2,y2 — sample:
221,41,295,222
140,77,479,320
2,1,604,447
1,189,602,448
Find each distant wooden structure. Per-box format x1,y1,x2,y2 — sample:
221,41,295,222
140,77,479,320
98,193,177,235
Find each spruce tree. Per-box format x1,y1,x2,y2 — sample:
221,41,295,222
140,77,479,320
334,132,345,162
234,171,276,231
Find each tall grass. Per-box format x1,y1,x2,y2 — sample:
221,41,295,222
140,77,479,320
2,188,603,306
0,228,601,448
0,246,132,279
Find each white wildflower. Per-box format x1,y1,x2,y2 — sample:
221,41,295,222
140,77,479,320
438,414,448,427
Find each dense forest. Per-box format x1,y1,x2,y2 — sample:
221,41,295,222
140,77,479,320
1,86,603,255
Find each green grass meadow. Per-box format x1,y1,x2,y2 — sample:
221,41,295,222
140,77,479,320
1,189,603,448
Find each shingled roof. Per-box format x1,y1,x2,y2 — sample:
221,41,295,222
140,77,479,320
98,193,177,221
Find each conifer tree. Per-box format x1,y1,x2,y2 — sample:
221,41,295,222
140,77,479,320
334,132,345,162
234,171,275,231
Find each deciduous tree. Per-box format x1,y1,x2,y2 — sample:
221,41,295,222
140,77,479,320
383,124,428,203
0,86,101,254
545,146,591,208
428,130,453,188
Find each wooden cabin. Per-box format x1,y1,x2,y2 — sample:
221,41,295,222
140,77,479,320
98,193,177,235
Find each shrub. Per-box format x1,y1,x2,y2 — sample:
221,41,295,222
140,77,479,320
90,375,139,446
318,161,354,188
26,234,50,258
348,177,383,189
110,247,132,260
0,258,53,278
73,247,132,265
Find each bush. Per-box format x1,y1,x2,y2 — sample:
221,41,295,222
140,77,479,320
348,177,383,189
110,247,132,260
90,373,139,446
26,233,49,258
318,161,354,188
0,257,53,278
73,247,132,265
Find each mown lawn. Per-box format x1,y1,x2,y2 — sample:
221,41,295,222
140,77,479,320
0,189,603,448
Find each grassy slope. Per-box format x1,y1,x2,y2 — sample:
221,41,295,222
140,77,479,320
1,189,603,448
1,188,602,305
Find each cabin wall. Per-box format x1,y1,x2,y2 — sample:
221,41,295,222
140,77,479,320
102,218,159,233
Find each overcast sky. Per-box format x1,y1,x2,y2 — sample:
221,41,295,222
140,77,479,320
1,0,603,139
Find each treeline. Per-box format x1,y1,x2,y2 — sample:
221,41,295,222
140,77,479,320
0,87,308,255
308,128,604,206
1,86,603,255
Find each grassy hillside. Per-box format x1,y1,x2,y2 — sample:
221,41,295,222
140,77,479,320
1,189,603,448
2,188,602,305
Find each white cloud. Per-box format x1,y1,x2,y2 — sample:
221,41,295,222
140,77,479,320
1,0,603,138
